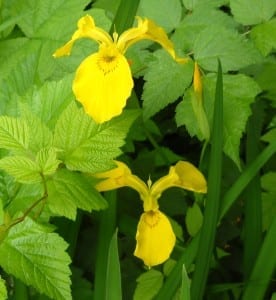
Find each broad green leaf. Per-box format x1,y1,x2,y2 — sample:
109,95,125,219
20,75,74,129
176,74,261,168
36,147,61,176
230,0,276,25
20,107,53,153
0,276,7,300
47,168,107,220
0,156,41,184
261,172,276,230
194,26,262,72
255,61,276,103
0,116,28,153
262,128,276,143
138,0,182,32
134,269,163,300
0,217,72,300
8,0,89,39
105,230,122,299
71,267,94,299
182,0,227,10
142,51,193,119
185,202,203,236
251,18,276,56
53,102,139,173
172,7,237,52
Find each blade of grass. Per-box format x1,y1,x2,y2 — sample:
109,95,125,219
243,103,263,278
180,264,191,300
110,0,141,35
157,140,276,299
220,140,276,219
190,60,224,300
94,191,117,300
105,229,122,300
156,236,199,300
242,217,276,300
11,279,28,300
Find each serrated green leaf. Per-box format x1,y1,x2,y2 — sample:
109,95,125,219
9,0,89,39
47,168,107,220
142,51,193,119
0,276,7,300
137,0,182,32
20,107,53,153
172,7,237,52
251,18,276,56
176,74,261,168
0,217,72,300
230,0,276,25
0,156,41,184
185,202,203,236
20,75,74,129
194,26,262,72
36,147,61,176
0,116,28,154
134,269,164,300
53,102,139,173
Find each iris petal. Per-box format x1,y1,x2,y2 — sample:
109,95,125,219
134,210,176,267
72,52,134,123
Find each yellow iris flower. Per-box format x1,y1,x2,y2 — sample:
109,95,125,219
95,161,207,267
53,15,187,123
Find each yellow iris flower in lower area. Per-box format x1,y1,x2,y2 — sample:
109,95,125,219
95,161,207,267
53,15,187,123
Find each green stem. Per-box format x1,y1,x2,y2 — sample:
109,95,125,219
11,279,28,300
94,191,117,300
190,60,223,300
243,103,263,279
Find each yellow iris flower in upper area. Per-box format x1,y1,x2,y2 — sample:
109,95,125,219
53,15,187,123
94,161,207,267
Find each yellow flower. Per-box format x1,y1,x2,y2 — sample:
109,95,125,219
95,160,207,267
53,15,187,123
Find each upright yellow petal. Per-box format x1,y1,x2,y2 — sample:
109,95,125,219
53,15,112,57
134,210,176,267
193,62,203,96
94,161,148,196
72,48,134,123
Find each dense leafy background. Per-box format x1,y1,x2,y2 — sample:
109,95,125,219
0,0,275,299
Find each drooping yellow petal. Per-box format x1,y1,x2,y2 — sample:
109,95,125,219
53,15,112,57
173,161,207,193
72,47,134,123
94,161,148,196
134,210,176,267
150,161,207,197
193,62,202,96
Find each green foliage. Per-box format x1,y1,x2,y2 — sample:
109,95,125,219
230,0,276,25
53,102,139,172
0,276,7,300
193,26,262,72
0,217,72,300
176,74,261,168
134,269,163,300
185,202,203,236
142,51,193,119
0,0,275,299
261,172,276,230
47,169,107,220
